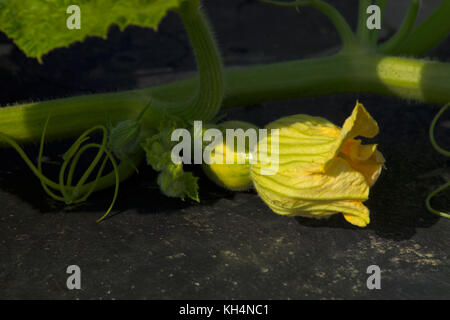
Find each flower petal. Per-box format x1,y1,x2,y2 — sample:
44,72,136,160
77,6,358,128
255,182,370,227
341,201,370,227
252,157,369,202
340,139,386,186
323,101,379,171
259,114,341,172
340,101,379,140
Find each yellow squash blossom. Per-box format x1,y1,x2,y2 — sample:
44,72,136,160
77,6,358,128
251,102,385,227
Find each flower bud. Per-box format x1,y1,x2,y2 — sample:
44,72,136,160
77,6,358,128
108,119,141,159
251,102,385,227
202,121,258,191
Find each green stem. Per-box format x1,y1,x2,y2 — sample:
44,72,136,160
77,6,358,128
155,53,450,108
0,91,145,145
357,0,372,46
153,1,224,122
394,0,450,56
378,0,421,54
2,53,450,147
368,0,387,45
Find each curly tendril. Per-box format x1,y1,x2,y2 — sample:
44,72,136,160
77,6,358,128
0,117,120,223
427,103,450,219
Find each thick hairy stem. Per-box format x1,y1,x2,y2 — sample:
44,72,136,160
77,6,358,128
2,54,450,146
153,53,450,109
0,91,145,145
165,2,224,121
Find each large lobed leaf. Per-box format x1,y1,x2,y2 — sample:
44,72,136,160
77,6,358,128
0,0,185,62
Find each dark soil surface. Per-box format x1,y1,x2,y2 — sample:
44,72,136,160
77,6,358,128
0,0,449,299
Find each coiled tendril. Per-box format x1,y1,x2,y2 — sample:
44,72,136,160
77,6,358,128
0,117,119,222
427,103,450,219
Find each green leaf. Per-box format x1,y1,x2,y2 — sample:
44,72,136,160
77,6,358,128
141,115,199,202
157,164,199,202
0,0,185,62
